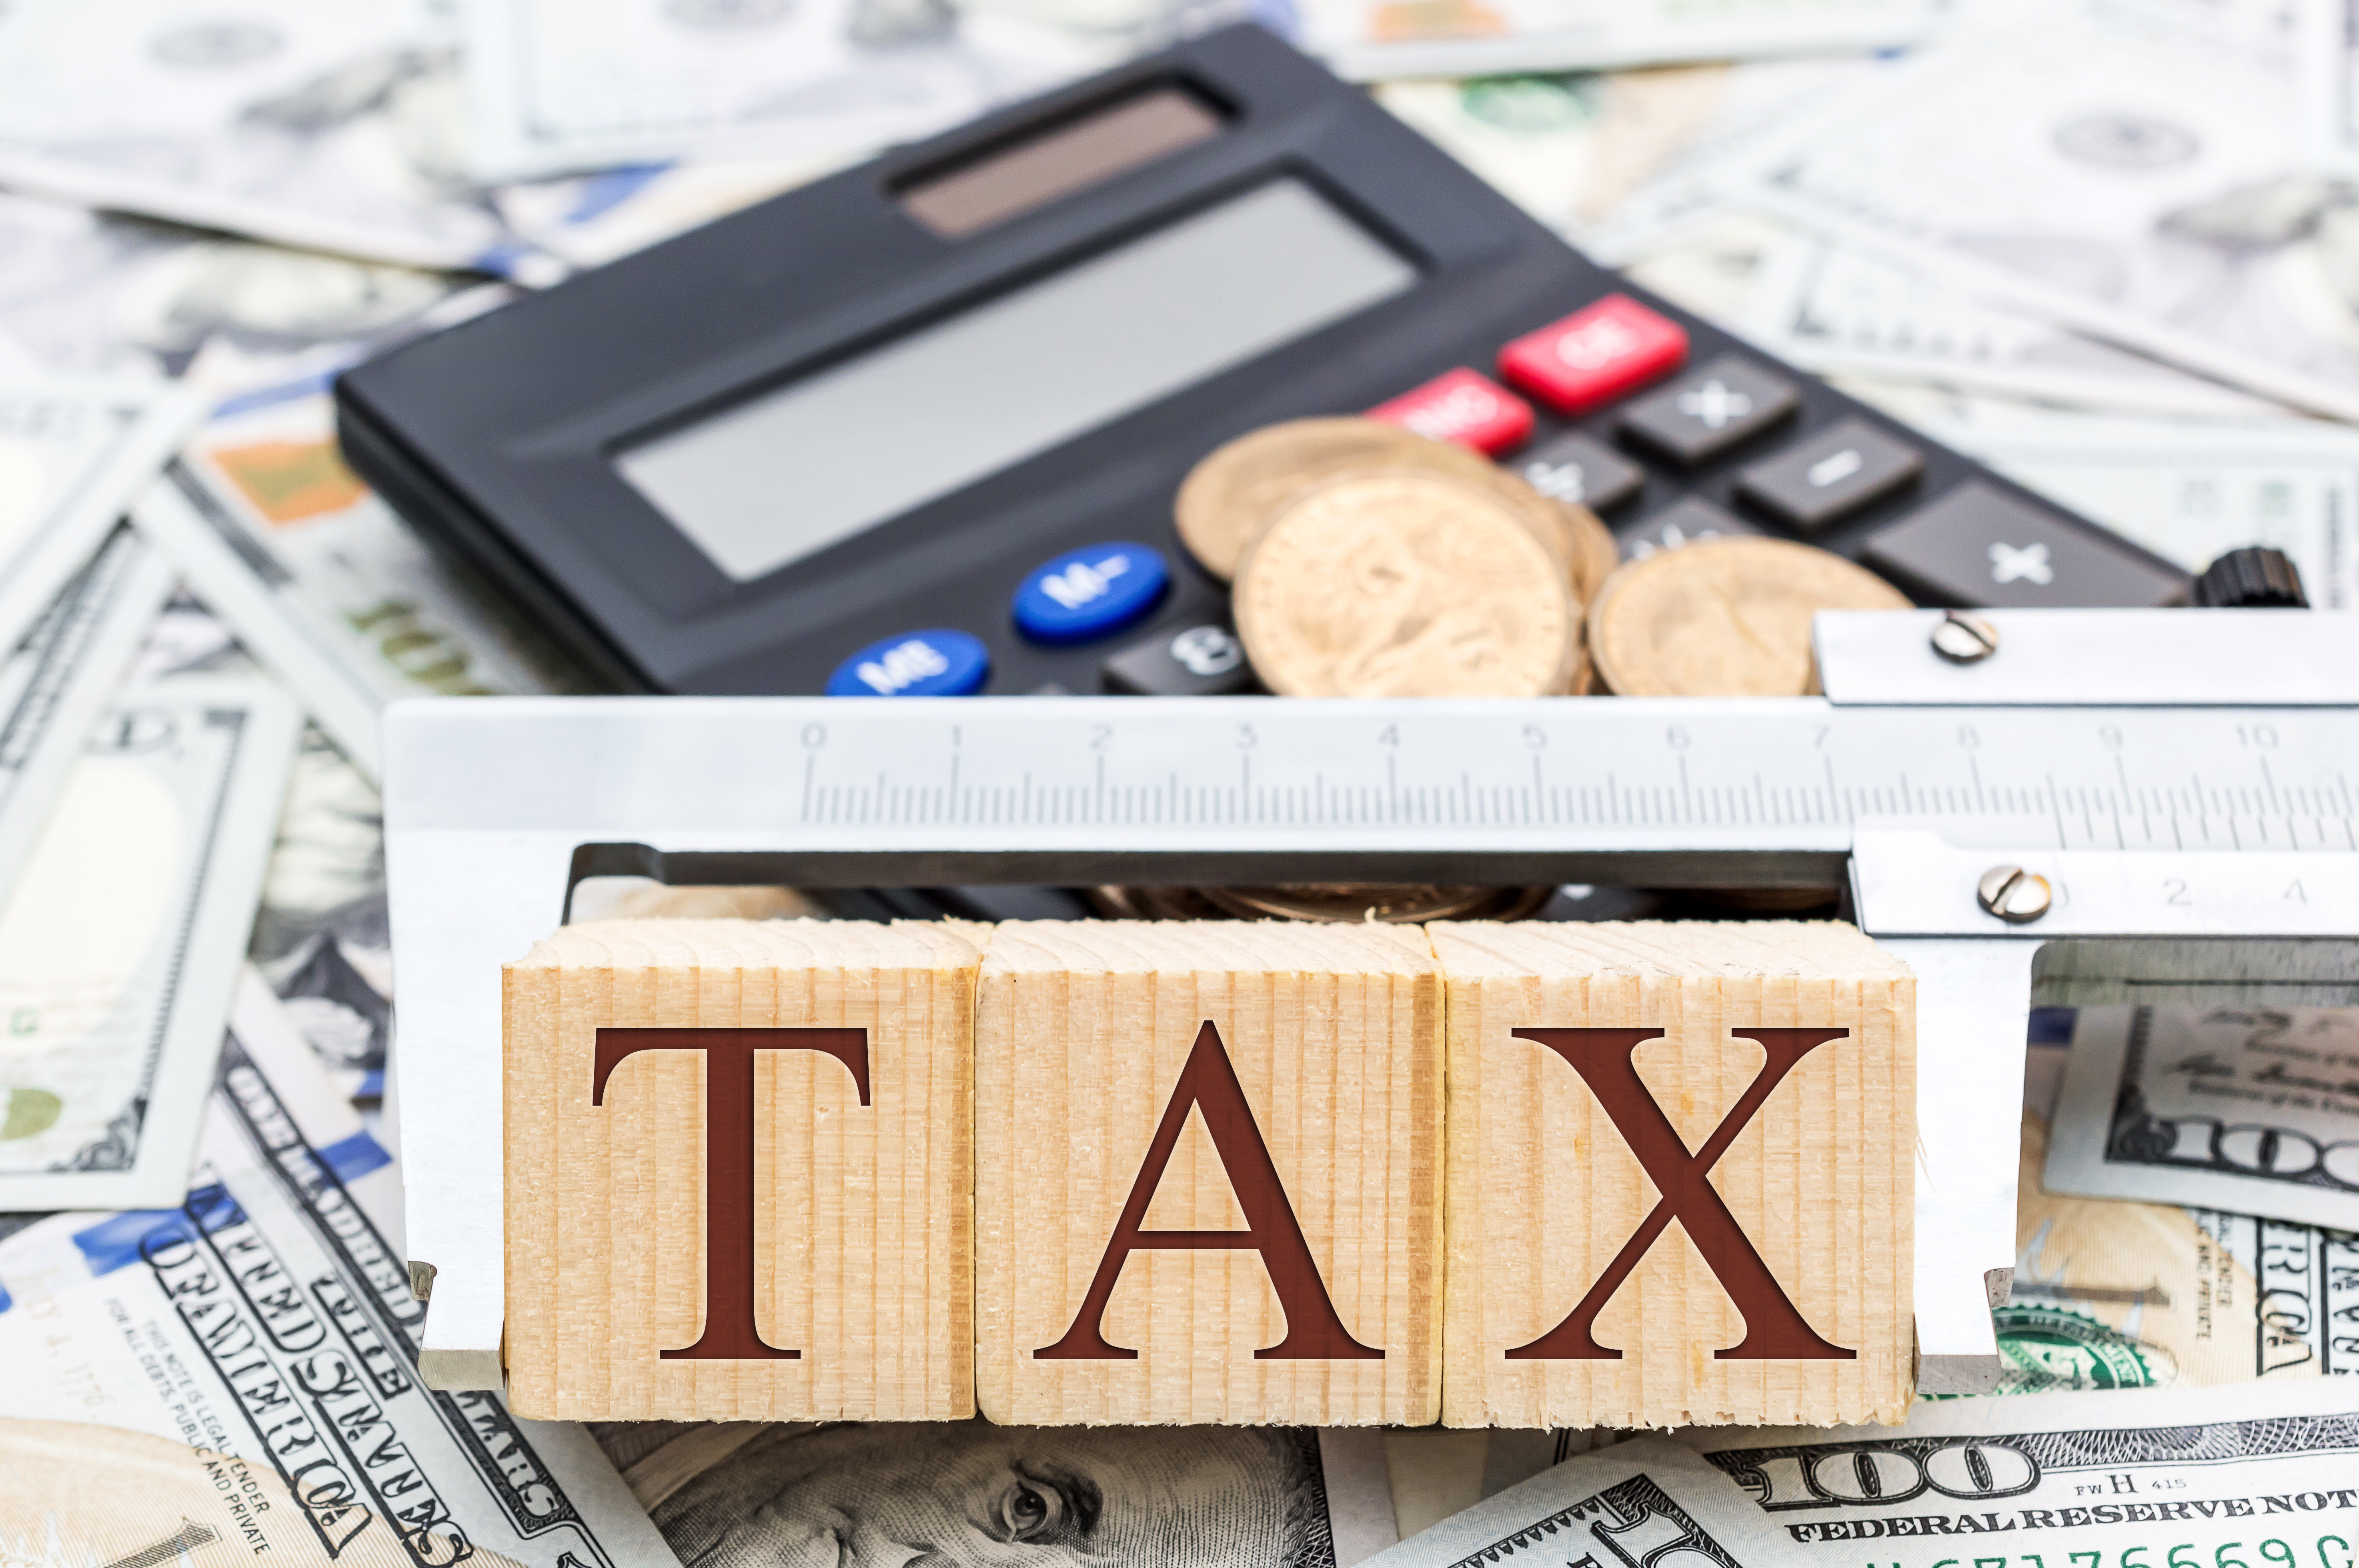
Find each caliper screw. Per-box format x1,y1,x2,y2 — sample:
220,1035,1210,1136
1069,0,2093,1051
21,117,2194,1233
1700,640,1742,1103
1977,865,2052,924
1930,611,2000,664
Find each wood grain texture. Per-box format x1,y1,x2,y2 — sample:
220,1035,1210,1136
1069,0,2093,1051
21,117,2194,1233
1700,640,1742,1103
975,920,1443,1426
1430,920,1914,1429
503,918,978,1421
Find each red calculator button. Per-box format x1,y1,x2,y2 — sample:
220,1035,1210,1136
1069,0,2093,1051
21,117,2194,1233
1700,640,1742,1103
1366,368,1534,455
1498,294,1688,415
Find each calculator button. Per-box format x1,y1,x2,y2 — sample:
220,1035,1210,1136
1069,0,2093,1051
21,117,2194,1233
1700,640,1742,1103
1516,431,1644,513
1497,294,1688,415
1013,541,1169,644
825,629,990,696
1366,368,1533,455
1736,419,1924,530
1618,496,1762,561
1862,483,2188,608
1616,355,1800,466
1101,623,1260,696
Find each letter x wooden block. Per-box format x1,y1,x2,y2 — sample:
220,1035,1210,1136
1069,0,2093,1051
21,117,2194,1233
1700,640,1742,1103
976,920,1444,1425
1430,922,1915,1428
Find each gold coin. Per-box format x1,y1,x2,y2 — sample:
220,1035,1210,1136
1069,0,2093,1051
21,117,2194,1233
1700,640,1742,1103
1234,469,1580,698
1175,418,1571,582
1586,535,1911,697
1175,419,1461,580
1560,500,1620,606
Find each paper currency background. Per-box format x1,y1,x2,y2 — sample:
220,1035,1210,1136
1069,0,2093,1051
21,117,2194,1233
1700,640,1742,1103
0,0,2353,1560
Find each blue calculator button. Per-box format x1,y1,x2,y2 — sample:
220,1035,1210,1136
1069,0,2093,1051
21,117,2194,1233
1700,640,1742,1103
825,629,989,696
1012,542,1169,644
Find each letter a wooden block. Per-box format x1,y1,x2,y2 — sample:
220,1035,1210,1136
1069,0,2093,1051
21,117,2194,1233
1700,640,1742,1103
503,918,979,1420
1430,921,1914,1429
976,921,1442,1425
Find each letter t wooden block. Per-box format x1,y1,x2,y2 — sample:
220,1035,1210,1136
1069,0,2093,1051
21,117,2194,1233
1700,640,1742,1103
976,920,1443,1425
1430,921,1914,1429
503,918,979,1420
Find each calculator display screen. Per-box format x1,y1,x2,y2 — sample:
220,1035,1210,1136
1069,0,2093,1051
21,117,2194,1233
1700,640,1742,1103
616,178,1418,584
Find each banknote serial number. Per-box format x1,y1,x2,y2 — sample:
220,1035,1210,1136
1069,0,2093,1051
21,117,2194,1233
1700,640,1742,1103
1783,1532,2356,1568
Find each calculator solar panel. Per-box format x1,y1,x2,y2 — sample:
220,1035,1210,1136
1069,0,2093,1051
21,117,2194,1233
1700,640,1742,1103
334,24,2186,700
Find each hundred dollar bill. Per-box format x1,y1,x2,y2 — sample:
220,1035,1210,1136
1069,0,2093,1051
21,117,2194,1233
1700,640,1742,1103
252,730,393,1100
462,0,1089,182
0,676,300,1210
1305,0,1939,86
0,372,198,663
136,394,589,780
1738,230,2296,420
0,190,486,402
1359,1434,1787,1568
595,1418,1398,1567
1748,0,2359,423
0,0,513,274
1377,58,1896,268
0,526,177,902
2303,0,2359,172
1683,1376,2359,1558
2009,1099,2359,1392
1862,402,2359,610
2048,1006,2359,1236
0,969,679,1568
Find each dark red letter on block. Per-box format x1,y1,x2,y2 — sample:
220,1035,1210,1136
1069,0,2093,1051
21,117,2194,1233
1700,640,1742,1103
1035,1020,1380,1362
592,1027,870,1361
1506,1026,1853,1362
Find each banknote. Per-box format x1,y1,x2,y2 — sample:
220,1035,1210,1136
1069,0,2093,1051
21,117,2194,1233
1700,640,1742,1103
1684,1376,2359,1560
493,153,851,271
593,1418,1398,1567
0,371,198,664
0,676,299,1210
0,190,489,402
462,0,1104,181
1359,1434,1787,1568
0,527,177,903
1305,0,1938,85
0,0,513,274
2302,0,2359,171
0,968,680,1568
1747,0,2359,422
138,392,589,780
2048,1005,2359,1235
251,730,392,1101
2006,1033,2359,1392
1376,58,1894,268
1867,401,2359,610
1738,228,2298,419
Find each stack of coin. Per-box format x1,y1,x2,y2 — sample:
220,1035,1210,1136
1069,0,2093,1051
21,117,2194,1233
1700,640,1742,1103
1176,418,1615,698
1145,421,1914,922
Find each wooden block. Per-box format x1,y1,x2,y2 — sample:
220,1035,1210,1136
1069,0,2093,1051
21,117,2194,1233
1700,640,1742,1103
975,920,1443,1425
1430,920,1914,1429
503,917,979,1420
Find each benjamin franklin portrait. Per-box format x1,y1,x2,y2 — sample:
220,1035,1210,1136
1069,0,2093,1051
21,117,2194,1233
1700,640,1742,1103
594,1420,1339,1568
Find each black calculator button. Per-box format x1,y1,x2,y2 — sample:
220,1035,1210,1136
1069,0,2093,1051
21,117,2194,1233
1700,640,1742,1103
1619,496,1762,560
1862,483,2188,608
1516,432,1644,513
1616,355,1801,466
1735,418,1923,531
1101,623,1260,696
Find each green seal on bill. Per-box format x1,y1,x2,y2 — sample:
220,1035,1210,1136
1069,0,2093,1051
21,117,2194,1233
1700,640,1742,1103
1983,1304,2163,1394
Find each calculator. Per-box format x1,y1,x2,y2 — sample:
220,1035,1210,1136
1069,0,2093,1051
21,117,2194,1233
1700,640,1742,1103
335,23,2187,703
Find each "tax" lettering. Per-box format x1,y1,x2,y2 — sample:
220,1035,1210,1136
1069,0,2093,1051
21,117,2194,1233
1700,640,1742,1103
592,1027,871,1360
1507,1026,1854,1362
